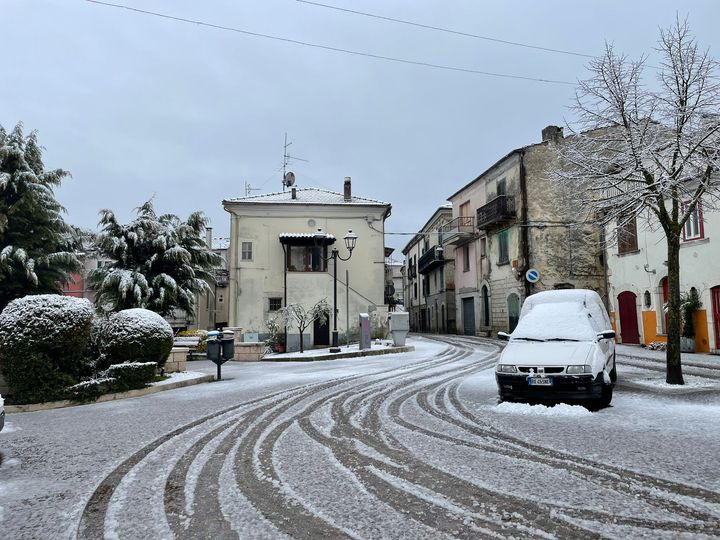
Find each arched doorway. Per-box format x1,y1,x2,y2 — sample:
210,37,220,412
481,285,490,327
618,291,640,344
507,293,520,333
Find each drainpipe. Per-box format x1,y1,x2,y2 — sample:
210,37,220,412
519,150,531,299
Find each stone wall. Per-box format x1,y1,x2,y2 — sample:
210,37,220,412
233,342,265,362
165,347,188,373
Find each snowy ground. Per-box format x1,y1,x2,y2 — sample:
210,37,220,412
1,335,719,539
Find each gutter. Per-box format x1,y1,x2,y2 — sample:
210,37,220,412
518,150,532,299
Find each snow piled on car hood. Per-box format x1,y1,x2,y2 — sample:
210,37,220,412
500,341,595,366
511,302,598,342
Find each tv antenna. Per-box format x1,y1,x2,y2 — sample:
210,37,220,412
244,181,262,197
282,132,308,191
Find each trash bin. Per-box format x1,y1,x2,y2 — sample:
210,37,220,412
221,330,235,360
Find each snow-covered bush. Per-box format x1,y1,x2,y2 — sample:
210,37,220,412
104,361,157,391
65,377,115,403
0,294,95,403
95,309,173,370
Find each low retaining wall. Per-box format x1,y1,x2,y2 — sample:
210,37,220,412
233,342,265,362
165,347,188,373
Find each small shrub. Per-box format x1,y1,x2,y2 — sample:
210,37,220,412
0,294,95,404
65,377,115,403
96,309,173,370
104,362,157,391
176,329,208,352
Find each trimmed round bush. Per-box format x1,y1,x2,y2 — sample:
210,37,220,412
104,361,158,391
96,309,173,370
0,294,95,404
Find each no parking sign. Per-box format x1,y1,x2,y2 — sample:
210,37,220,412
525,268,540,283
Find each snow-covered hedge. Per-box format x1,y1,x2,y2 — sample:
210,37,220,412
0,294,95,403
104,361,157,391
95,309,173,369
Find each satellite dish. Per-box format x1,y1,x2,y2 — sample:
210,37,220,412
283,171,296,187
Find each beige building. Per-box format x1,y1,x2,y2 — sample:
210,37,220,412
446,126,606,336
222,178,391,350
194,235,230,331
402,205,456,333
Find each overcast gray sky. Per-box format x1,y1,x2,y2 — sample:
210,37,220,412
2,0,718,253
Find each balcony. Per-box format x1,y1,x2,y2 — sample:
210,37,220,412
418,246,444,275
476,195,516,230
440,216,475,245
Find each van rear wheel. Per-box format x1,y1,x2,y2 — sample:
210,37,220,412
609,353,617,383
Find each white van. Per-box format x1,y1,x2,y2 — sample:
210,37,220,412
495,289,616,408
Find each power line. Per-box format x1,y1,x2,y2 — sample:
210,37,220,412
83,0,575,85
296,0,594,59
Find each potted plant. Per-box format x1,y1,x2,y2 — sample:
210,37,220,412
680,288,702,353
265,316,286,353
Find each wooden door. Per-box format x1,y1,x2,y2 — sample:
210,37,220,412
313,317,329,346
507,294,520,333
462,298,475,335
618,291,640,344
711,287,720,351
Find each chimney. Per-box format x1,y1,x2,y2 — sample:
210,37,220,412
343,176,352,201
205,227,213,249
541,125,563,144
291,186,297,199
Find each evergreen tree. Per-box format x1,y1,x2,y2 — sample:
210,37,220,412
0,123,80,310
89,200,222,317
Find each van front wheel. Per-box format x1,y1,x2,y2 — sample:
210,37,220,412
598,381,613,409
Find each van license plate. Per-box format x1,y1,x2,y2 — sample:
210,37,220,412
528,376,552,386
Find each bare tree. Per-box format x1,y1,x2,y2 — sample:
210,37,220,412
557,18,720,384
279,299,330,353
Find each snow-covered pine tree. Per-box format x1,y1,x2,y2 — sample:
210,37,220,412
0,123,81,310
89,199,222,317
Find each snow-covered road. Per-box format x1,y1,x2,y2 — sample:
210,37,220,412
1,336,719,539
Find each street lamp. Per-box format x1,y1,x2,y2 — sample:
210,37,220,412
315,228,358,352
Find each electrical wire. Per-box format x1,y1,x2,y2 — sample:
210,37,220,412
83,0,575,85
296,0,595,59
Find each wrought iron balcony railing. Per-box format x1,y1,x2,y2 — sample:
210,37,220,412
476,195,516,230
440,216,475,245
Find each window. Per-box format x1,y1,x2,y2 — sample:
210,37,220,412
286,245,327,272
497,178,507,197
462,244,470,272
498,229,509,264
459,201,470,217
479,237,487,258
617,217,638,254
682,202,704,241
269,297,282,311
241,241,253,261
413,282,417,299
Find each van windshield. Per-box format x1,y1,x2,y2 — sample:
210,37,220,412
511,302,598,342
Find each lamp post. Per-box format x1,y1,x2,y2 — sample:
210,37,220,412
315,228,357,352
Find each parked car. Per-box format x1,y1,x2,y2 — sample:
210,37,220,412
495,289,616,408
0,393,5,432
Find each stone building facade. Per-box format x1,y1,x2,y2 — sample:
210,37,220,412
447,126,606,336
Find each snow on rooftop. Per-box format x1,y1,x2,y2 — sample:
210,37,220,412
224,187,389,206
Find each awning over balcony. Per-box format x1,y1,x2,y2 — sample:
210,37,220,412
278,232,336,246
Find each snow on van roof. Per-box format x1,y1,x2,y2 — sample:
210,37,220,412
512,302,599,341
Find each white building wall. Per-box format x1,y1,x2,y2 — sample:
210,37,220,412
226,205,388,341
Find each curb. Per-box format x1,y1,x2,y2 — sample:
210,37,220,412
265,345,416,362
5,373,215,414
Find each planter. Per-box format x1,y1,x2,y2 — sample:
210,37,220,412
680,336,696,353
275,344,285,353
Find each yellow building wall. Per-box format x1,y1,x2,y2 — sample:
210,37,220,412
641,311,666,344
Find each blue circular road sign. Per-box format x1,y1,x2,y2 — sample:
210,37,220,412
525,268,540,283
